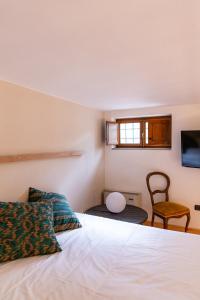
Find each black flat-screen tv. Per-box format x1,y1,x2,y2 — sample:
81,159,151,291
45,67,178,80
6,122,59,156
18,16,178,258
181,131,200,168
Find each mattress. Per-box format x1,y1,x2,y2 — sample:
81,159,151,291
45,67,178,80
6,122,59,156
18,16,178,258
0,213,200,300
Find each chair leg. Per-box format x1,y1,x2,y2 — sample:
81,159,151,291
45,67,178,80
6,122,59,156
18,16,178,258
164,218,168,230
185,213,191,232
151,213,155,227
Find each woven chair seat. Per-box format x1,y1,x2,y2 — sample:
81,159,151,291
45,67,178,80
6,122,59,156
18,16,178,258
153,201,190,218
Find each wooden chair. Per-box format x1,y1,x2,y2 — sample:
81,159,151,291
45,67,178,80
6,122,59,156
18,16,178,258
146,172,190,232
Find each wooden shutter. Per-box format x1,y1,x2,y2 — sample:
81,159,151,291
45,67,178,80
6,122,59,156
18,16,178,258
144,116,171,148
106,121,118,145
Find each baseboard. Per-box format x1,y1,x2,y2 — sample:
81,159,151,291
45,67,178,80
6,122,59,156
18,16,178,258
144,221,200,235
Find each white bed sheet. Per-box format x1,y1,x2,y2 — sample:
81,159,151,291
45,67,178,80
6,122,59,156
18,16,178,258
0,213,200,300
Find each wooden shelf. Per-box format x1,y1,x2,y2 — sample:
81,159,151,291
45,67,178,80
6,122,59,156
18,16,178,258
0,151,82,163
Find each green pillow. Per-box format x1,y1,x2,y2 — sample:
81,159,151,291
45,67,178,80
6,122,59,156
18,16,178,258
28,187,82,233
0,202,62,263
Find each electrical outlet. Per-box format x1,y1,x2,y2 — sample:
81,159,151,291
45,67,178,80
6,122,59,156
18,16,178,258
194,205,200,211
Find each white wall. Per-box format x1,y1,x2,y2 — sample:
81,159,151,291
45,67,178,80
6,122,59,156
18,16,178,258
105,104,200,228
0,81,105,211
1,81,200,229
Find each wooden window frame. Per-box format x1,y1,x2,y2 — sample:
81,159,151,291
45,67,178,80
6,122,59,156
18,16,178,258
116,116,172,149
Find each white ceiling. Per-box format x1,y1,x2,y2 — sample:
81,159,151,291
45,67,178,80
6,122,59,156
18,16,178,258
1,0,200,111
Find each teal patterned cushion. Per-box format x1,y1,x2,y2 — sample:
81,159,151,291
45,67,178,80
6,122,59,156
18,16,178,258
28,188,82,232
0,202,62,263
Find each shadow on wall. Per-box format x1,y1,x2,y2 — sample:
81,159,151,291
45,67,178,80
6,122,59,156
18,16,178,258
0,148,104,213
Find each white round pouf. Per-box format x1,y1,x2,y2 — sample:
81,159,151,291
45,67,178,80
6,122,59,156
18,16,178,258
106,192,126,213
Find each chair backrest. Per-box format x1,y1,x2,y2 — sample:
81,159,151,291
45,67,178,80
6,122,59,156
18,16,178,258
146,172,170,206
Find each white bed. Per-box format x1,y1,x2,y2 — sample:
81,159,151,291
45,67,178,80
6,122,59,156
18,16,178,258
0,213,200,300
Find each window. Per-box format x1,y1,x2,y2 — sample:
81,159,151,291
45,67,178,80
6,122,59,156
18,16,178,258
118,121,142,146
119,122,141,145
106,116,171,148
